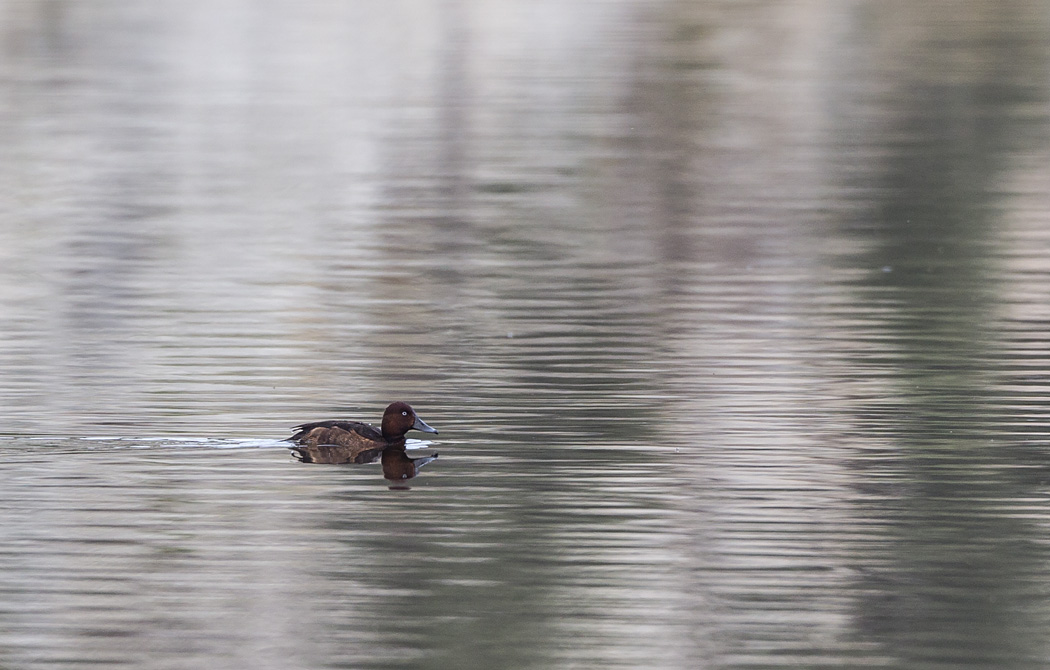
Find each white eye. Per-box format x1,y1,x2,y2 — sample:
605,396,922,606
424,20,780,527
402,411,408,416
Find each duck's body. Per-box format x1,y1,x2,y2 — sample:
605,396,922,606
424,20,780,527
288,401,437,465
290,419,386,448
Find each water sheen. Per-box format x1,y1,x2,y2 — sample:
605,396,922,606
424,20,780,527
3,2,1050,669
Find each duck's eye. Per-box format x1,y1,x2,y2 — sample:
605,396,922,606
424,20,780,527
402,411,408,416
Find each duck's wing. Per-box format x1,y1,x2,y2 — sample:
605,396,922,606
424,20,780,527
288,420,382,443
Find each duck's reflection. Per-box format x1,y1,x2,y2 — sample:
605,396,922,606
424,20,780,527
289,442,385,465
381,446,439,488
290,443,439,487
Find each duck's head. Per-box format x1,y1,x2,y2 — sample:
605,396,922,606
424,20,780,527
381,401,438,439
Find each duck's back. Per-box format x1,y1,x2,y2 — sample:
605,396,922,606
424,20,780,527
289,420,384,446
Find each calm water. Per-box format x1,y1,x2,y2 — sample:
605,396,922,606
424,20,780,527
3,1,1050,668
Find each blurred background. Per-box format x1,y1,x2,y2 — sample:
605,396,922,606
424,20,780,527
2,1,1050,668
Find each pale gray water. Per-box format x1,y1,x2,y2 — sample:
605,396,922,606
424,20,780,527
3,1,1050,668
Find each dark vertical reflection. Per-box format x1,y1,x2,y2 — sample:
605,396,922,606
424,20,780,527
832,2,1050,665
626,7,706,268
435,0,472,246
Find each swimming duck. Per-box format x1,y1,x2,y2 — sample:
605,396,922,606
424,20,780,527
288,401,438,465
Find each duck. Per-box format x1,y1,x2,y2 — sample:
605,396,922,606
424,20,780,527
288,401,438,465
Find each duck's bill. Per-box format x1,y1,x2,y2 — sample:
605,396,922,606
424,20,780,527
413,416,439,434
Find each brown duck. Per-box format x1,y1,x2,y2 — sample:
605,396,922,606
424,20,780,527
288,401,438,465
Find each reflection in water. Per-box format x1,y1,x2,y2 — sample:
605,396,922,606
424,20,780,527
381,446,440,486
290,442,439,486
290,442,385,465
830,9,1050,664
2,1,1050,669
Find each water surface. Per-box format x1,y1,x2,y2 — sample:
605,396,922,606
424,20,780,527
3,1,1050,668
